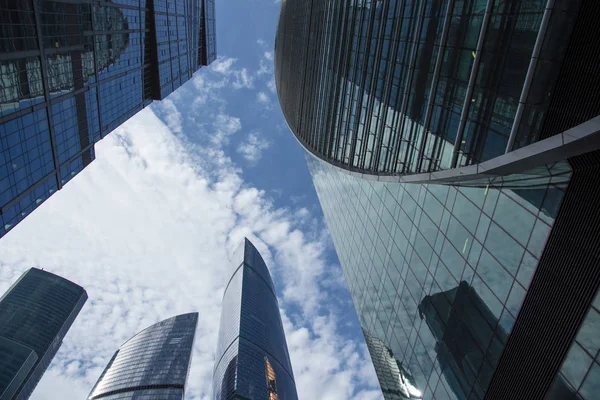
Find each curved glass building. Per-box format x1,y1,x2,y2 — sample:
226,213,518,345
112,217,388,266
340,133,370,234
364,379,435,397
0,0,217,238
276,0,598,177
87,312,198,400
213,238,298,400
276,0,600,399
0,268,87,400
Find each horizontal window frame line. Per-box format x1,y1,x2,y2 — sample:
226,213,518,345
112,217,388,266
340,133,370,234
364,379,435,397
296,116,600,187
89,384,184,399
484,150,600,399
0,139,96,216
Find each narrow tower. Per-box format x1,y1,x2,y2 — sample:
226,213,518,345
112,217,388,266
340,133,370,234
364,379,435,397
0,268,87,400
213,238,298,400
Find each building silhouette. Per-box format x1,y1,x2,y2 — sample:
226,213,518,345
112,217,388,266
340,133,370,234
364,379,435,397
213,238,298,400
87,312,198,400
0,0,217,237
0,268,87,400
276,0,600,399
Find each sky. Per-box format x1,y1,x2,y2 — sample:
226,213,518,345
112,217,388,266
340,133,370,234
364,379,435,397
0,1,383,399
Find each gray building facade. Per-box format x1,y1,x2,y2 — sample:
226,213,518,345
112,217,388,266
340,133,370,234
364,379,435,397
87,312,198,400
213,238,298,400
0,268,87,400
276,0,600,399
0,0,217,238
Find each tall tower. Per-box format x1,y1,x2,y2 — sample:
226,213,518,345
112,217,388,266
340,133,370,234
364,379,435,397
0,268,87,400
213,238,298,400
276,0,600,399
0,0,217,238
88,312,198,400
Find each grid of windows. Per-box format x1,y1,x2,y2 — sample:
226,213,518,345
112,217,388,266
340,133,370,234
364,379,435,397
88,313,198,400
0,268,87,400
306,153,574,399
213,239,298,400
275,0,581,176
0,0,216,238
550,289,600,399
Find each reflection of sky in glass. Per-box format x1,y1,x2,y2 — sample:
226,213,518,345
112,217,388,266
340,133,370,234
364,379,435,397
0,268,86,400
88,313,197,400
275,0,577,175
0,0,215,238
553,290,600,398
307,153,571,399
213,239,298,400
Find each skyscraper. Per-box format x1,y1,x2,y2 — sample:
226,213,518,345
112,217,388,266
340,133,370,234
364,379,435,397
0,268,87,400
0,0,217,238
87,312,198,400
213,238,298,400
276,0,600,399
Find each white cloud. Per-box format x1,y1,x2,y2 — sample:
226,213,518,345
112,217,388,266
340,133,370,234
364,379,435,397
157,98,182,134
267,77,277,93
237,131,270,163
212,113,242,146
211,56,237,75
232,68,254,89
257,91,270,104
264,51,274,61
0,106,380,400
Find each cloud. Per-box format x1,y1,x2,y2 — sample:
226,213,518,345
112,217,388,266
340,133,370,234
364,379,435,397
267,77,277,93
257,91,270,105
211,57,237,75
212,113,242,146
157,98,182,134
232,68,254,89
264,51,274,61
0,106,380,400
237,131,270,163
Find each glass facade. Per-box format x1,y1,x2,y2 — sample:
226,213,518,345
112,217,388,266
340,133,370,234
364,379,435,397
213,238,298,400
276,0,600,398
275,0,581,176
0,268,87,400
551,289,600,399
305,153,583,399
0,0,217,238
88,312,198,400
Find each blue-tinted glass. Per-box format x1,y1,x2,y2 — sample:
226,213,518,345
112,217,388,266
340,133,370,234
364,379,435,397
88,313,198,400
213,239,298,400
0,268,86,400
0,0,216,238
306,153,571,400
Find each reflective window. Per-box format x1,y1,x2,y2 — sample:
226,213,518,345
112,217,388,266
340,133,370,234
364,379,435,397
213,239,298,400
0,269,86,399
307,153,572,399
88,313,198,400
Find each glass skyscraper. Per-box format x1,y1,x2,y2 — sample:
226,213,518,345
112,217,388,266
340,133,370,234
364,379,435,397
0,0,217,238
276,0,600,399
87,312,198,400
213,238,298,400
0,268,87,400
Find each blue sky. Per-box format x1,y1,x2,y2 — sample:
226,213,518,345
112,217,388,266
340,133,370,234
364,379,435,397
0,1,383,399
